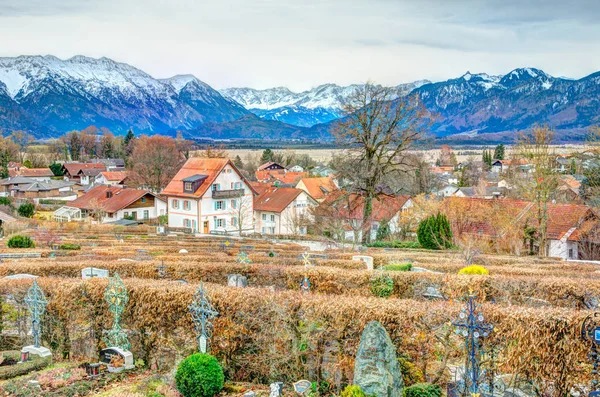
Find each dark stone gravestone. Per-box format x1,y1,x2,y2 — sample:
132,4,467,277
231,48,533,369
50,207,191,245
354,321,403,397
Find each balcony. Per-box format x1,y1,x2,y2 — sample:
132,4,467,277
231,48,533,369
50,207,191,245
212,189,245,199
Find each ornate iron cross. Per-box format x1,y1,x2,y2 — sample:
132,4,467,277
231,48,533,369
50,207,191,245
24,280,48,348
237,251,251,264
189,283,219,353
301,252,312,293
452,294,493,395
103,273,130,350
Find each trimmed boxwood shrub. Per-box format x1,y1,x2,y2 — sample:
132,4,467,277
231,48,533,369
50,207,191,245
458,265,489,275
7,235,35,248
403,383,442,397
0,350,51,380
340,385,366,397
367,240,420,249
59,243,81,250
17,203,35,218
175,353,224,397
384,263,413,272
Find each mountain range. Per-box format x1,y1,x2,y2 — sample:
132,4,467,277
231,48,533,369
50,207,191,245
0,55,599,142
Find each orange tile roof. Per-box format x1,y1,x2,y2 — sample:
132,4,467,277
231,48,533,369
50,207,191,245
254,187,304,213
162,158,255,198
19,168,54,177
298,177,338,200
63,163,106,176
100,171,130,182
317,192,411,222
256,170,307,184
69,185,156,213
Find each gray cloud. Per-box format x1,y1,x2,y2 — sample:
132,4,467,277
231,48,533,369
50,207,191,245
0,0,599,90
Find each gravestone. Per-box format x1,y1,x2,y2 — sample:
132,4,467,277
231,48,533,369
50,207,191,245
100,347,134,371
354,321,403,397
244,392,256,397
321,340,342,387
352,255,374,270
81,267,109,279
293,380,312,395
270,382,284,397
179,249,189,254
4,274,38,280
240,245,255,251
228,274,248,288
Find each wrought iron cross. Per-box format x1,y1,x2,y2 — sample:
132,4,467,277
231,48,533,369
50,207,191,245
189,282,219,353
301,252,312,293
237,251,250,264
157,261,167,279
103,272,130,350
24,280,48,348
452,294,493,395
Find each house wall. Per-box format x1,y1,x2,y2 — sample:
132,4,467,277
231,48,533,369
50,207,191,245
255,211,279,234
548,239,578,260
167,163,254,234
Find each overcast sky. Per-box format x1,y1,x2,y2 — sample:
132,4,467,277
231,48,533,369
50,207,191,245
1,0,600,91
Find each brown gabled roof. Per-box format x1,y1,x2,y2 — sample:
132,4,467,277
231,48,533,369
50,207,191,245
256,170,307,184
254,187,304,213
19,168,54,177
317,192,411,222
69,185,157,213
100,171,130,182
257,161,285,171
63,163,106,176
162,158,255,198
298,177,338,200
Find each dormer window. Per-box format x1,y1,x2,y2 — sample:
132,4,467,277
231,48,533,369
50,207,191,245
184,182,192,191
182,174,207,194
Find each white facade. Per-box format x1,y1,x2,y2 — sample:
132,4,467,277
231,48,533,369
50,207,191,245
548,239,579,260
255,191,315,235
95,174,124,186
167,163,254,234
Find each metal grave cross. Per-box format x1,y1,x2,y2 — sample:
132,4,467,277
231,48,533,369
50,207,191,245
301,252,312,267
237,251,251,264
452,294,493,395
103,272,131,350
301,252,312,293
157,261,167,279
189,282,219,353
220,239,233,250
24,280,48,348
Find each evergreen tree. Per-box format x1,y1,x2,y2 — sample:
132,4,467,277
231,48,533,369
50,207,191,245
417,213,453,250
493,144,505,160
261,148,274,163
49,162,64,177
375,219,391,241
23,159,33,168
0,150,9,179
124,129,135,147
69,133,81,161
233,155,244,169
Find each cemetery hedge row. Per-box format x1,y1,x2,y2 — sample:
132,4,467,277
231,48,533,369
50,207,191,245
1,261,598,308
0,277,590,393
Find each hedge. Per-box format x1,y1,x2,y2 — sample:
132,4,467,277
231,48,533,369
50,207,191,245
0,350,51,380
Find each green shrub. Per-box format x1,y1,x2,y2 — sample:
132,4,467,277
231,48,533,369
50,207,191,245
0,197,12,208
0,350,51,380
398,357,424,386
7,235,35,248
458,265,489,275
60,243,81,250
367,240,420,249
158,215,168,225
370,274,394,298
49,162,64,177
340,385,366,397
175,353,224,397
375,219,391,242
417,213,452,250
402,383,442,397
17,203,35,218
384,263,413,272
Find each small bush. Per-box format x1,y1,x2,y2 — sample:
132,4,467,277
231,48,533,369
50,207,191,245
60,243,81,250
340,385,366,397
403,383,442,397
7,235,35,248
0,197,13,208
398,357,424,386
175,353,224,397
367,240,420,249
417,213,452,250
370,274,394,298
17,203,35,218
458,265,489,275
384,263,413,272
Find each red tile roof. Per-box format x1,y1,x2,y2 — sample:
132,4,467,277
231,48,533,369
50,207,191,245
162,158,255,198
254,187,304,213
100,171,129,182
63,163,106,176
256,170,307,184
298,177,338,200
19,168,54,177
317,192,411,222
69,185,156,213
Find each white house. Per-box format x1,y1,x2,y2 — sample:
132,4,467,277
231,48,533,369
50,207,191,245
253,186,317,235
161,158,256,234
54,185,166,223
95,171,130,187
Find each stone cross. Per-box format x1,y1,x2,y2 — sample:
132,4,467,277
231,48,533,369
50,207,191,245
189,282,219,353
24,280,48,348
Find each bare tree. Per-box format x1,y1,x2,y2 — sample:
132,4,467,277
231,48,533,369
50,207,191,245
88,198,107,223
516,126,559,256
333,83,431,244
228,196,254,235
9,130,34,163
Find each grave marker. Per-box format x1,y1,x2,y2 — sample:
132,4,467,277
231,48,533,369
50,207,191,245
354,321,403,397
103,273,131,351
228,274,248,288
352,255,374,270
81,267,109,279
189,283,218,353
100,347,134,372
293,380,311,395
270,382,284,397
22,280,52,359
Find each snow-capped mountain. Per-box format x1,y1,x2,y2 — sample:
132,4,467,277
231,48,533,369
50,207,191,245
0,55,248,136
220,81,430,126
